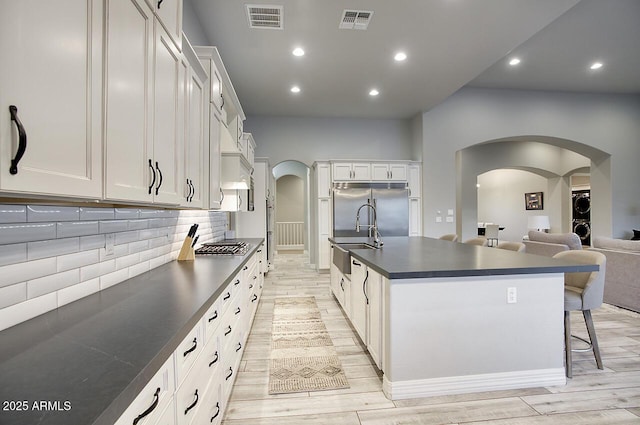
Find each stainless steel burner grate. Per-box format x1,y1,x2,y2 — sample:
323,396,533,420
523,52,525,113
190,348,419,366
195,241,250,256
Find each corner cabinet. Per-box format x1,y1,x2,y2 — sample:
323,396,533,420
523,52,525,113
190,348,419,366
0,0,103,199
104,0,182,205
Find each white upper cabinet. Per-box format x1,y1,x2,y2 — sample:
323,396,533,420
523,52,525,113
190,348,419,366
104,0,182,205
332,162,371,181
0,0,103,199
316,162,331,199
408,162,421,198
149,0,182,51
371,163,407,181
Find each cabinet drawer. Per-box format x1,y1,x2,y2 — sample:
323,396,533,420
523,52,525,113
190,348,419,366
175,366,207,425
114,355,175,425
156,398,176,425
203,298,222,342
175,321,204,386
191,382,223,425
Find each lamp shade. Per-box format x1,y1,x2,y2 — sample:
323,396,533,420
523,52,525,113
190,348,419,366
528,215,550,231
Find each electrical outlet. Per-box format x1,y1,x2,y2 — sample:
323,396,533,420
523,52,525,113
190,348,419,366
104,233,115,257
507,287,517,304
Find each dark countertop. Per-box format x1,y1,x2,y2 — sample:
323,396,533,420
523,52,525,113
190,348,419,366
0,238,263,425
330,236,598,279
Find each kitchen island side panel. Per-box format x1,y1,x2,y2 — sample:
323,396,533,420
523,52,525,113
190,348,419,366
383,273,566,398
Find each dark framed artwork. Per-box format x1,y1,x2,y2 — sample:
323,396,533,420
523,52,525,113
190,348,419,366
525,192,543,210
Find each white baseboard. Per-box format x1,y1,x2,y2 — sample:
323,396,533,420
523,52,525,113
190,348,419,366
382,368,566,400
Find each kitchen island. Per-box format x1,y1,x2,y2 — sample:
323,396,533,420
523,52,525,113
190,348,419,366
329,236,598,400
0,238,264,425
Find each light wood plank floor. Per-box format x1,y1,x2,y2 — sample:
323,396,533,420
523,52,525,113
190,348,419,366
223,253,640,425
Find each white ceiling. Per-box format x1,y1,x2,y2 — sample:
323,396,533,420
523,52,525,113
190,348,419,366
187,0,640,120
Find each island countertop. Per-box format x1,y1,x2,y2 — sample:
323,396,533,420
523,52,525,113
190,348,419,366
0,238,264,425
330,236,598,279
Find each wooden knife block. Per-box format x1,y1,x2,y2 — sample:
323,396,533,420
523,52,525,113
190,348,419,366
177,236,195,261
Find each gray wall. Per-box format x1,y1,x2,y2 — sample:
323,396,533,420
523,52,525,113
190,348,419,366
276,175,304,223
422,87,640,240
244,116,415,167
183,0,211,45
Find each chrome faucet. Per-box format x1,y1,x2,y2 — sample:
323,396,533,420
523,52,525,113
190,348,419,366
355,203,383,247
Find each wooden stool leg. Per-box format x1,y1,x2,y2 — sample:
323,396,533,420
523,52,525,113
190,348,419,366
583,310,603,370
564,310,572,378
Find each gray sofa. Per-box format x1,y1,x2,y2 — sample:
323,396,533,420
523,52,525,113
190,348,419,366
523,231,583,257
590,237,640,313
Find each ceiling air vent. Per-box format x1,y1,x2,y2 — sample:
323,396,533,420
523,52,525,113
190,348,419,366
339,9,373,30
246,4,284,30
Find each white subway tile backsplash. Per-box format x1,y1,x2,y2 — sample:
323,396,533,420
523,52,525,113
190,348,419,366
0,293,57,332
100,268,129,290
0,257,57,288
28,237,80,261
57,249,100,273
0,283,27,309
79,207,115,221
0,205,27,223
27,269,80,299
57,221,99,238
27,205,79,222
99,220,129,234
0,222,57,244
57,278,100,308
0,203,229,331
0,243,27,267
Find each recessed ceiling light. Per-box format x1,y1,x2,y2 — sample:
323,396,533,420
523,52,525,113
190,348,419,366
292,47,305,57
290,86,301,93
394,52,407,62
590,62,603,70
509,57,521,66
369,89,379,96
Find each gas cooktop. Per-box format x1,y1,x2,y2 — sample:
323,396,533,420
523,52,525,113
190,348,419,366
195,240,250,256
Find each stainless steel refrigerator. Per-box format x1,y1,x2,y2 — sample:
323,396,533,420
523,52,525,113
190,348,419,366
333,182,409,237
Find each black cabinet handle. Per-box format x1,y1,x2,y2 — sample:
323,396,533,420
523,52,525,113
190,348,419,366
210,402,220,422
253,275,257,280
223,292,230,300
235,307,241,315
183,338,197,357
340,277,344,291
236,342,242,352
184,389,198,415
209,351,219,367
220,93,224,110
234,279,240,286
208,310,218,323
155,161,163,195
148,159,156,195
224,326,232,336
157,0,163,8
249,283,253,289
8,105,27,175
133,387,160,425
363,270,369,305
225,367,233,380
243,266,248,271
251,294,258,302
352,259,361,267
257,249,262,253
189,180,195,202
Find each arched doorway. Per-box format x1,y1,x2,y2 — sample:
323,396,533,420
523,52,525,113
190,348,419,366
272,160,311,254
456,137,611,242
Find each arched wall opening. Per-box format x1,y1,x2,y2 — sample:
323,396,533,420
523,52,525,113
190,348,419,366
272,160,311,253
456,136,611,242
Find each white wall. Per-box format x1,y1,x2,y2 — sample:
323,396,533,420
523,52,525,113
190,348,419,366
244,115,415,166
422,87,640,240
182,0,211,45
276,175,304,223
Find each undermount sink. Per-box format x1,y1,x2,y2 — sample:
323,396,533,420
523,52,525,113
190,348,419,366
332,242,379,275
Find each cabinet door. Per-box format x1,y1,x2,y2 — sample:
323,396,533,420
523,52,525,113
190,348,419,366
352,163,371,180
153,0,182,51
371,164,389,181
389,164,407,181
209,61,224,113
316,163,331,198
209,111,223,209
350,259,367,342
332,163,352,181
367,269,383,370
318,198,332,269
184,63,206,208
409,197,422,237
0,0,103,198
408,164,421,197
152,22,183,204
104,0,154,203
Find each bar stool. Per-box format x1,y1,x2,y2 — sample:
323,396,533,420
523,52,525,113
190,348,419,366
463,237,488,246
439,234,458,242
496,241,525,252
553,250,607,378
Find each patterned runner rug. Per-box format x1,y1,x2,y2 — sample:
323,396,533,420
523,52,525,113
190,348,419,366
268,296,349,394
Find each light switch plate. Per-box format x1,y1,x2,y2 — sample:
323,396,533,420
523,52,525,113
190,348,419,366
104,233,115,257
507,287,517,303
436,216,442,223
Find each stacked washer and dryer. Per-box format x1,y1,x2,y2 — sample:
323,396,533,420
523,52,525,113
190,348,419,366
572,189,591,246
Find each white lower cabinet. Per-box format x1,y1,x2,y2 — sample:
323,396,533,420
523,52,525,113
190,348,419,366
350,259,367,343
114,355,175,425
366,270,383,370
116,250,263,425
